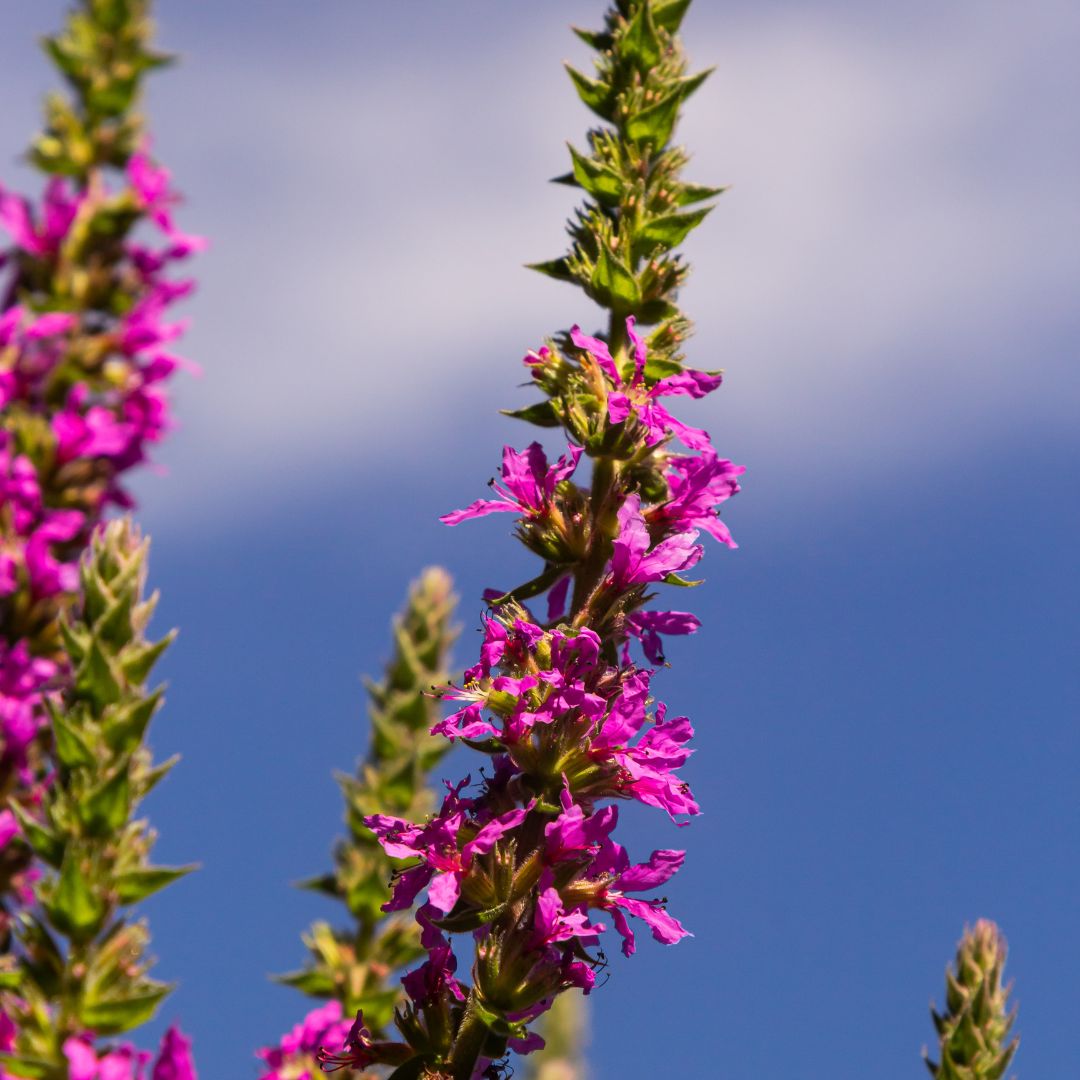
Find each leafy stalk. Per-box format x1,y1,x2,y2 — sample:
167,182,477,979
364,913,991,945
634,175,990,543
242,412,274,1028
523,0,721,398
260,570,458,1074
925,920,1019,1080
0,520,192,1076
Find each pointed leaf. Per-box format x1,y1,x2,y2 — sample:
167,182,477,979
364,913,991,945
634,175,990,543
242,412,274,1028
638,207,713,250
626,69,713,147
114,865,197,903
78,985,171,1035
142,753,179,795
654,0,694,32
387,1058,437,1080
119,630,174,685
47,851,106,942
0,1057,57,1079
622,3,662,69
487,564,566,606
273,968,338,997
9,801,64,867
74,638,122,710
564,64,614,121
592,244,641,310
104,688,162,753
663,572,703,588
51,708,96,769
526,257,576,283
81,765,131,836
571,26,611,50
567,144,624,206
675,181,729,206
501,401,560,428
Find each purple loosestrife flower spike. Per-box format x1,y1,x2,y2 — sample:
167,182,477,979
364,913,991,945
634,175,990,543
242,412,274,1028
0,0,200,934
925,920,1019,1080
263,570,459,1071
1,2,200,1070
342,3,745,1078
0,521,196,1071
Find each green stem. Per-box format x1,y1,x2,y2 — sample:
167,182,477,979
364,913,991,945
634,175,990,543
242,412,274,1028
447,993,492,1080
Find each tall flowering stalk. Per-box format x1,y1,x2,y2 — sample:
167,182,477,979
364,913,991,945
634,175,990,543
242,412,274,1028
258,569,459,1079
0,2,200,1076
925,921,1019,1080
321,3,744,1077
0,0,199,923
1,522,195,1077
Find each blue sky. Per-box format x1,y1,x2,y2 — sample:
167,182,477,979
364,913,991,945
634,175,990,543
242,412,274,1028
3,2,1078,1076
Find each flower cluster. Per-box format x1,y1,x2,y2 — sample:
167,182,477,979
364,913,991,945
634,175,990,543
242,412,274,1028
345,324,742,1076
286,4,747,1075
0,1010,194,1080
0,139,200,911
1,4,199,1077
257,1000,356,1080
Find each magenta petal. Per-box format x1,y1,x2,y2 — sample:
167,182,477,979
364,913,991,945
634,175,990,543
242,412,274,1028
440,498,517,525
427,871,461,914
618,849,686,891
570,324,620,382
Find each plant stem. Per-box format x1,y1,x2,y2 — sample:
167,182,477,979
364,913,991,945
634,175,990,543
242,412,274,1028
448,993,492,1080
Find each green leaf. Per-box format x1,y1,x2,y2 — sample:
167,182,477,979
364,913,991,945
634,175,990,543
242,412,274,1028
626,69,713,147
526,257,575,283
119,629,174,685
79,985,170,1035
387,1058,437,1080
114,865,197,903
567,143,623,206
295,872,340,898
90,0,131,32
104,688,162,753
74,638,122,710
487,564,566,606
0,970,22,991
564,64,614,121
500,401,560,428
81,765,131,836
142,753,179,795
274,967,338,996
96,587,136,648
591,244,641,310
654,0,694,32
51,708,96,769
675,181,729,206
637,207,713,250
47,850,106,942
0,1056,59,1079
9,801,64,867
622,3,662,69
571,26,611,50
663,572,703,588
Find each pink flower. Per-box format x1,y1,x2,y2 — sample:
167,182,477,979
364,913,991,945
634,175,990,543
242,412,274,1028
648,451,744,548
367,785,532,914
624,609,701,665
441,442,581,526
609,494,702,588
0,178,82,257
257,1000,352,1079
402,905,467,1005
127,151,206,258
590,841,691,957
151,1026,197,1080
570,317,721,450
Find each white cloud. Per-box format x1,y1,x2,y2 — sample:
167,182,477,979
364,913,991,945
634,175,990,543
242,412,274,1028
4,2,1078,528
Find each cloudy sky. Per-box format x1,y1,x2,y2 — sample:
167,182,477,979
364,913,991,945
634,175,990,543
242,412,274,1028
3,2,1078,1077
